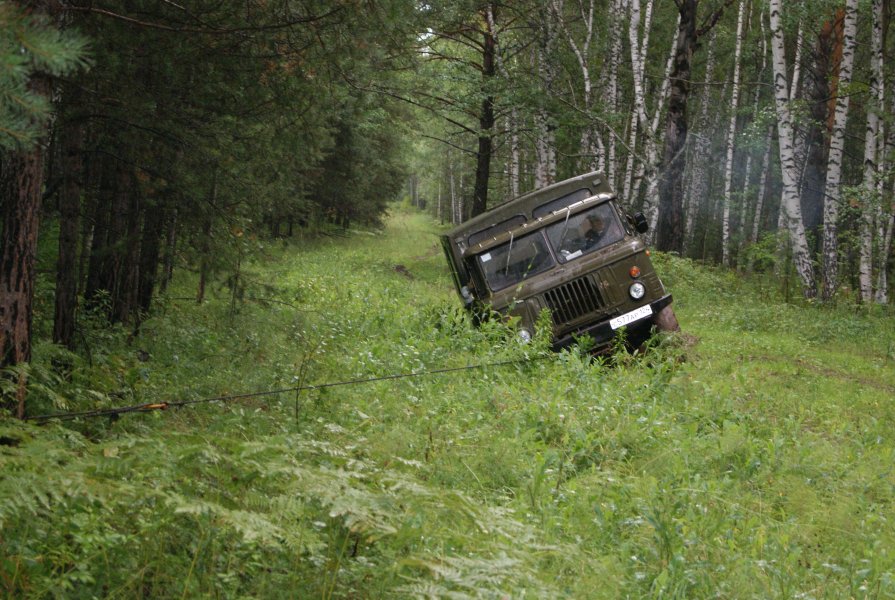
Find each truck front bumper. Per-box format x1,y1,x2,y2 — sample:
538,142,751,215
551,294,674,351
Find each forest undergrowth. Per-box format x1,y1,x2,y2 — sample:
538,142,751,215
2,208,895,598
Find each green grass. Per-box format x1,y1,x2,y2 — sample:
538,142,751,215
2,208,894,598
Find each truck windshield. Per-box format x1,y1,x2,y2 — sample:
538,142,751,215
545,203,623,263
476,232,554,291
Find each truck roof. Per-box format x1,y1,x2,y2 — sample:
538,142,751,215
443,171,614,246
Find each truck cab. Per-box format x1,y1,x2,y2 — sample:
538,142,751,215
441,172,678,350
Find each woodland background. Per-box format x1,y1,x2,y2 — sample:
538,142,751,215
1,2,895,597
3,2,895,418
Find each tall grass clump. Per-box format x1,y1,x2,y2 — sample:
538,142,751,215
2,208,894,598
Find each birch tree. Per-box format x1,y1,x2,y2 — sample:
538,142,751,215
683,30,717,254
655,0,735,253
769,0,816,297
606,0,627,188
721,0,746,267
859,0,883,302
820,0,858,300
625,0,679,238
534,3,559,188
550,0,606,172
622,0,653,202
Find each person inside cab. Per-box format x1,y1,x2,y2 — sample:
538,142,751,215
582,214,607,249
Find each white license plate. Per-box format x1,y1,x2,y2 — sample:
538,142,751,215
610,304,653,330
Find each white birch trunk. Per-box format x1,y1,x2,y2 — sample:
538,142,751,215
741,6,769,251
449,156,458,225
458,172,465,224
820,0,858,300
552,0,603,171
627,0,652,131
606,0,626,188
859,0,883,302
487,8,520,199
509,109,520,198
622,0,648,202
878,87,895,302
622,108,639,202
641,15,679,240
534,9,559,188
683,30,717,255
769,0,816,296
721,1,746,267
872,2,889,304
788,17,809,205
752,125,774,244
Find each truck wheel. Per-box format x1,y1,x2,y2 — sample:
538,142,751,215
653,305,680,333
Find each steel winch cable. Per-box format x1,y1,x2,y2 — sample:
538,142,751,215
22,354,551,423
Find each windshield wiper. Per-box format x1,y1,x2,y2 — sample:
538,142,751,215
556,208,572,249
503,232,514,275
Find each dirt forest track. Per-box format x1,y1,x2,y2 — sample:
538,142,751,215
2,209,894,598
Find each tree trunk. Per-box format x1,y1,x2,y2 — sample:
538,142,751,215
471,4,497,217
656,0,697,254
508,108,520,198
739,6,769,255
769,0,817,297
683,30,717,255
0,147,46,417
606,0,624,188
552,0,601,171
0,71,54,418
448,155,459,225
801,10,844,262
752,125,774,244
859,0,884,302
641,14,679,240
137,197,166,315
720,1,746,267
197,173,217,304
821,0,857,300
52,122,84,349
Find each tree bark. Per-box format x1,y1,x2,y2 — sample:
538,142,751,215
769,0,817,297
751,125,774,244
552,0,602,171
859,0,884,302
801,10,844,260
0,74,51,417
720,1,746,267
52,122,84,349
471,4,497,217
606,0,625,188
683,30,717,255
533,7,558,190
656,0,697,254
159,206,178,294
821,1,857,300
137,197,166,315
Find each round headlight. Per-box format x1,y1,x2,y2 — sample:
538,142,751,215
629,282,646,300
518,328,532,343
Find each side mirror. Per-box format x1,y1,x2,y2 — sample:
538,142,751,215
632,212,649,234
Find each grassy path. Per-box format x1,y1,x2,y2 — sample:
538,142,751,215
2,208,894,598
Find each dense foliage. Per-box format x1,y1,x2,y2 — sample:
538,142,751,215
1,1,894,594
2,208,894,597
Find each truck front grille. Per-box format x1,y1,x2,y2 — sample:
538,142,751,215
541,274,607,325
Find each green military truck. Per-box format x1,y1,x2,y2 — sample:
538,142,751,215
441,171,679,350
